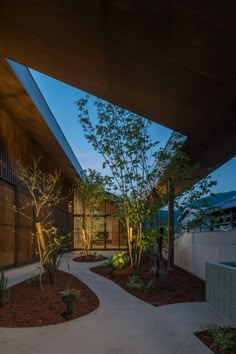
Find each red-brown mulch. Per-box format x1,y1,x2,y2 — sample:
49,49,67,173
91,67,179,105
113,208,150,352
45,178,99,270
0,270,99,327
73,255,107,262
195,330,236,354
90,264,205,306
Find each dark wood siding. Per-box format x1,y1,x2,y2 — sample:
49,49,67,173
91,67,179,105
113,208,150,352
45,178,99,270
0,180,15,267
16,189,35,265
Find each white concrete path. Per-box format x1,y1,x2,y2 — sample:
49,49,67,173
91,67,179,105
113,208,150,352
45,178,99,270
0,251,230,354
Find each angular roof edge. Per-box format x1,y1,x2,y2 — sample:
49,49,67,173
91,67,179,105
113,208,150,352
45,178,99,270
7,59,85,180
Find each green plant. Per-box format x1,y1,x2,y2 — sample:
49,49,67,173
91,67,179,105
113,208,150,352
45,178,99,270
13,158,65,290
143,280,154,294
59,288,81,300
95,254,105,261
111,252,129,270
201,323,236,352
43,231,66,284
101,259,112,267
0,271,9,306
75,169,106,256
127,275,144,289
77,97,217,270
127,275,153,293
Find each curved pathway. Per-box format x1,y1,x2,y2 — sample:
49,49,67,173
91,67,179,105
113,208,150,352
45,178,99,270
1,252,229,354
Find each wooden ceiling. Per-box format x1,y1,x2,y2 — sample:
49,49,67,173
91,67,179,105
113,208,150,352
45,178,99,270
0,57,81,181
0,0,235,177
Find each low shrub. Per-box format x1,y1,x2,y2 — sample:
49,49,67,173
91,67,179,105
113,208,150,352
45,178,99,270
201,323,236,352
111,252,129,270
127,274,153,294
43,232,67,284
127,275,144,289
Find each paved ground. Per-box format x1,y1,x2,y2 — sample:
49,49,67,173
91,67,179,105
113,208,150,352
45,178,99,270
0,251,231,354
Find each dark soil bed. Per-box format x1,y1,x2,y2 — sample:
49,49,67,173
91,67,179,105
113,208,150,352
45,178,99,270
0,270,99,327
73,255,107,262
91,264,205,306
195,329,236,354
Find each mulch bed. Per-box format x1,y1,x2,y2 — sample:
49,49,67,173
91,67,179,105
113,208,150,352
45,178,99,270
195,330,236,354
90,264,205,306
73,255,107,262
0,270,99,327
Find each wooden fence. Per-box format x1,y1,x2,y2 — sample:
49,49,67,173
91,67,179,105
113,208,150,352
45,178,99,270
174,230,236,280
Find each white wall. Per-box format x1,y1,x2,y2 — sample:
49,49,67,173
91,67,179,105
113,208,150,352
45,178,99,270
174,230,236,280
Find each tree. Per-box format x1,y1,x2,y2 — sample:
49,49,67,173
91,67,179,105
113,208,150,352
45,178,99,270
14,158,66,287
75,168,106,255
76,97,163,267
76,98,216,269
150,134,217,269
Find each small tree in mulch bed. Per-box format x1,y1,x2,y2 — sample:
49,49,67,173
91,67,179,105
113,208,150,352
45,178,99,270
76,97,216,273
75,168,106,256
76,97,164,268
4,158,69,289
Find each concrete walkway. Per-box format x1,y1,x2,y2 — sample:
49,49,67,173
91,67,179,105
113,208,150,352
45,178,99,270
0,251,230,354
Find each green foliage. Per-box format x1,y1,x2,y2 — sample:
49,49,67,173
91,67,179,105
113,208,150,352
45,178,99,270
76,97,164,267
42,228,67,284
96,254,105,261
111,252,129,270
145,280,154,293
75,169,106,210
76,98,217,269
127,275,144,289
101,258,112,267
0,271,9,306
75,169,106,255
142,228,158,272
59,288,81,300
14,158,66,290
201,323,236,352
127,275,153,293
141,228,168,280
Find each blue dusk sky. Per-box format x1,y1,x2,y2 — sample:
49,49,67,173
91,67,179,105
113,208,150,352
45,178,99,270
29,68,236,195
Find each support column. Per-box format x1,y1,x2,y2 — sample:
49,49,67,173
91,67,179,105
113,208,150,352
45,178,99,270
168,179,175,269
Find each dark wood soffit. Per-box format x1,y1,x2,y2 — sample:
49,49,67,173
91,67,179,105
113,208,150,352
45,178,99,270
0,57,78,181
0,0,235,174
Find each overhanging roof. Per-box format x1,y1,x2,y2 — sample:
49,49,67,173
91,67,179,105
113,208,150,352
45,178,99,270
0,0,235,178
0,57,85,181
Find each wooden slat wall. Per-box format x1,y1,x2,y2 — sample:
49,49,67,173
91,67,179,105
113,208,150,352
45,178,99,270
16,189,35,265
52,206,73,251
0,109,35,184
0,180,16,267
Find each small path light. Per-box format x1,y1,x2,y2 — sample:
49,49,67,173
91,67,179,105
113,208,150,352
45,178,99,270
107,265,115,278
59,289,80,321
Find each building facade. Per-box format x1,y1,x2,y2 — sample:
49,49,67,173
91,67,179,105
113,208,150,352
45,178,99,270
0,58,84,269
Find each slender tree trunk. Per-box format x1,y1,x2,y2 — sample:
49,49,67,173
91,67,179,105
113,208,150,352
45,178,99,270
36,234,44,291
35,222,46,255
126,218,133,268
137,224,143,268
